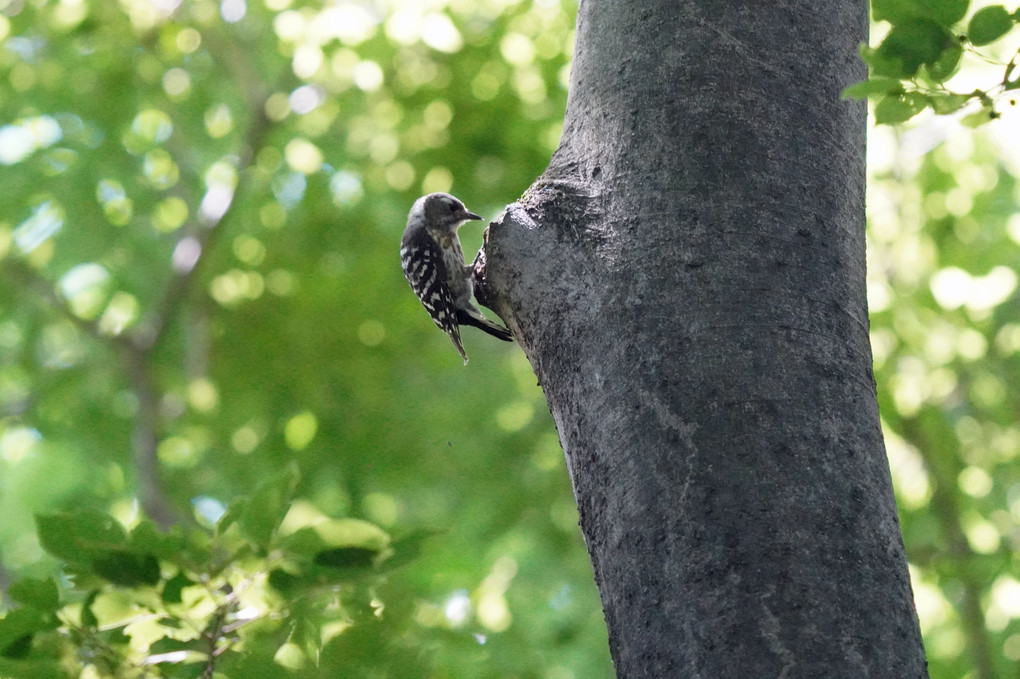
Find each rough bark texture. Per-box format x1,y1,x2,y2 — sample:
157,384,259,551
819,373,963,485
479,0,928,676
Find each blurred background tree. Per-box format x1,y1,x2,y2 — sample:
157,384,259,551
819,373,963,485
0,0,1017,677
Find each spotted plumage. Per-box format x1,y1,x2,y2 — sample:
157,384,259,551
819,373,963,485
401,193,513,363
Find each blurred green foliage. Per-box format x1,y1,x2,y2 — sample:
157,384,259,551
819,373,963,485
0,0,609,676
0,0,1018,677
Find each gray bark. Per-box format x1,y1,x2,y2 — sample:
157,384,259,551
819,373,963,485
478,0,928,676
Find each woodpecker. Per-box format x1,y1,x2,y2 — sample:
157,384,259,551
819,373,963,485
400,192,513,363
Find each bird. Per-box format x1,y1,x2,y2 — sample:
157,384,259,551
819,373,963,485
400,192,513,363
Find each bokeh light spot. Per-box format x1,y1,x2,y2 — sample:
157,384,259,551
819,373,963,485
444,590,471,627
385,161,415,190
205,104,234,138
284,411,318,451
188,377,219,413
13,200,64,252
266,269,295,296
358,320,386,346
233,234,266,265
220,0,245,23
496,401,535,432
158,436,199,468
422,13,463,53
98,292,140,336
362,492,398,526
176,27,201,53
293,43,324,79
330,170,363,205
153,196,189,232
284,138,323,174
353,60,384,91
421,166,453,194
231,425,260,454
163,67,191,99
59,263,110,319
289,84,325,114
501,33,535,65
958,466,993,498
0,425,41,465
0,115,62,165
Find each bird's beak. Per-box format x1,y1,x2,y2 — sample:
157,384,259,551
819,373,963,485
463,210,483,221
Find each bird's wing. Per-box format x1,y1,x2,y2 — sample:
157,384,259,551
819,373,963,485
401,230,467,361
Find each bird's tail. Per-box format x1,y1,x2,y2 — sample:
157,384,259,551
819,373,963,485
447,328,470,364
457,308,513,342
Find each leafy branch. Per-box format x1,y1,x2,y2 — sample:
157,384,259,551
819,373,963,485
844,1,1020,124
0,466,425,677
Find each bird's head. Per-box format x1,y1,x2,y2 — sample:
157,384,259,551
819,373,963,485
417,192,483,233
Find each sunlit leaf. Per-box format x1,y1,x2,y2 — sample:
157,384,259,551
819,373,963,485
870,21,956,78
923,42,963,82
81,591,99,628
872,0,969,26
927,92,971,114
967,5,1014,45
841,77,905,100
960,108,997,126
223,461,300,549
874,91,928,123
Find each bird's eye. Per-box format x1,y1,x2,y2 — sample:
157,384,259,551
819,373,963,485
447,202,457,212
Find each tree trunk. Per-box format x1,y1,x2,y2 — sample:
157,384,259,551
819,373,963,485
480,0,928,676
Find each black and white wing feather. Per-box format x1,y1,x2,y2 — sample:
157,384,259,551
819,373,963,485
400,227,468,362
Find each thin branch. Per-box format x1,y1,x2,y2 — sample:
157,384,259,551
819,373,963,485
0,259,131,352
126,23,290,521
120,344,178,529
1,25,287,531
0,259,179,526
138,99,275,350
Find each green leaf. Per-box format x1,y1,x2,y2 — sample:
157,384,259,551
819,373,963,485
875,92,929,123
81,590,100,628
161,572,194,605
92,551,161,587
378,531,437,572
928,92,971,114
871,21,957,78
968,5,1014,45
267,568,303,594
227,461,300,549
282,518,390,556
922,42,963,82
8,578,60,612
841,78,905,100
129,520,185,561
0,658,66,679
0,608,55,657
929,0,971,25
313,546,378,569
148,636,204,655
35,511,127,562
961,108,996,126
873,0,929,23
872,0,969,26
